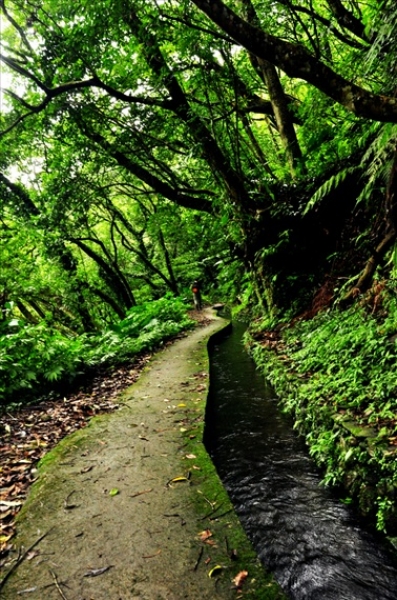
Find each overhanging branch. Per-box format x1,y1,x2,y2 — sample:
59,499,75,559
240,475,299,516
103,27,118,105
76,119,213,213
191,0,397,123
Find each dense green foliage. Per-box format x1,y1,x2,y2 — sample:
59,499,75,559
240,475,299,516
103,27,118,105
0,296,194,407
247,288,397,534
2,0,397,536
1,0,397,327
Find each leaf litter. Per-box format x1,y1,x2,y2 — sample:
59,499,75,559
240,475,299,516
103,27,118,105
0,354,152,564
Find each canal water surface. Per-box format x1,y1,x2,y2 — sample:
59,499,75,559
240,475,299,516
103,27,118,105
204,322,397,600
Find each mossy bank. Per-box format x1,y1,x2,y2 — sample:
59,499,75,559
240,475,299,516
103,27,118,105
246,298,397,541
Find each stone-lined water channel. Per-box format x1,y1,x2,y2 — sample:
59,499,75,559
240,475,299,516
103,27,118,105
204,322,397,600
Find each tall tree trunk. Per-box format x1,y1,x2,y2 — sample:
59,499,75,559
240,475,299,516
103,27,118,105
89,286,126,319
242,0,303,177
156,227,179,295
70,238,136,310
256,59,303,177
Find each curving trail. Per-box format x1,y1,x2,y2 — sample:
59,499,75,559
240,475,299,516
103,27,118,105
0,311,284,600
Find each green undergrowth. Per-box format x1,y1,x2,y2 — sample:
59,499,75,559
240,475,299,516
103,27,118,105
176,339,286,599
0,296,194,408
246,294,397,536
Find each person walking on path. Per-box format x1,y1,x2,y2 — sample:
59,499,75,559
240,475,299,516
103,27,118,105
191,280,202,310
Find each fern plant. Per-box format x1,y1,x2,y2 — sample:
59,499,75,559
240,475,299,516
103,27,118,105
356,123,397,206
0,296,195,407
303,165,359,215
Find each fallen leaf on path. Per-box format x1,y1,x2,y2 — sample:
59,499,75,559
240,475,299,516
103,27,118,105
83,565,114,577
142,549,162,559
198,529,212,541
233,570,248,589
208,565,223,578
0,534,13,544
80,465,94,474
168,476,190,485
109,488,120,496
64,490,79,509
130,488,153,498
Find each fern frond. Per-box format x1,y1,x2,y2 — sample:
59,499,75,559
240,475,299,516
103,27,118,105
303,166,358,215
356,126,397,205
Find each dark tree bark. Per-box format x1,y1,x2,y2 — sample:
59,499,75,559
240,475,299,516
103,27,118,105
75,119,213,214
88,286,126,320
325,0,369,42
191,0,397,123
115,224,179,294
69,237,136,310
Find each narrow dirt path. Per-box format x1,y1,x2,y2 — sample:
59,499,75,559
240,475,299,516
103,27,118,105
0,311,284,600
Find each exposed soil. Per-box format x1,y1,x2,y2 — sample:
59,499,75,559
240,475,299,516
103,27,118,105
0,310,284,600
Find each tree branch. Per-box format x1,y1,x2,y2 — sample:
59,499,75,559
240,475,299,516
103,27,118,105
0,0,35,52
76,119,213,213
0,69,97,137
191,0,397,123
280,1,367,49
92,77,176,110
325,0,369,42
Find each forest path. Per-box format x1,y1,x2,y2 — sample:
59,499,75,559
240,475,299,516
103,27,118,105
1,310,282,600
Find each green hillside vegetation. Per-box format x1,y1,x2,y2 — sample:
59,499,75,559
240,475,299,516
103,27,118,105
247,290,397,535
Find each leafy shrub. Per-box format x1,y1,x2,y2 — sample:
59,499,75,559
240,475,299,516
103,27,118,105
85,296,194,365
0,322,85,405
0,296,194,407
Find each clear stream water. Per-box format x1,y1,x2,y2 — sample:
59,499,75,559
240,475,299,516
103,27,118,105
204,322,397,600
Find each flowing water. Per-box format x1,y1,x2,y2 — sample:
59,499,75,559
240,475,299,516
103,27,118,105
204,322,397,600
